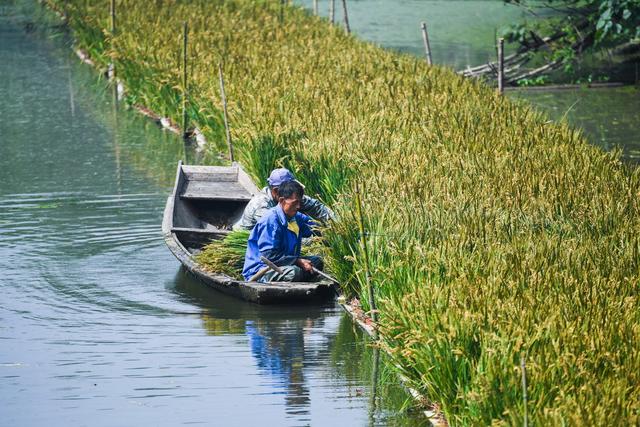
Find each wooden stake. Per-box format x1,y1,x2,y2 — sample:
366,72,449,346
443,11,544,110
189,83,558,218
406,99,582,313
329,0,335,24
341,0,350,34
218,63,235,163
498,37,505,94
354,181,377,337
110,0,115,35
521,355,528,427
109,0,117,102
313,0,318,15
420,22,433,66
182,21,188,137
367,347,380,425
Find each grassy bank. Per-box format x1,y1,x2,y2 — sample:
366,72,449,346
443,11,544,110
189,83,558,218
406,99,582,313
51,0,640,424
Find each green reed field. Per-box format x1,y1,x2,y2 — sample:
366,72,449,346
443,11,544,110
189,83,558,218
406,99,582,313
50,0,640,424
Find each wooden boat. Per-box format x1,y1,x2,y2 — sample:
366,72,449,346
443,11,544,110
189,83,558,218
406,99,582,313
162,161,335,304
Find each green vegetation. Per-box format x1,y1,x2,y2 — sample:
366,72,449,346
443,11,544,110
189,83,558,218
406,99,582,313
195,228,323,279
502,0,640,80
52,0,640,424
196,229,250,279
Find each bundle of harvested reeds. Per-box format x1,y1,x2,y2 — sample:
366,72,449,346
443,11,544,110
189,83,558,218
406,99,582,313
196,230,250,279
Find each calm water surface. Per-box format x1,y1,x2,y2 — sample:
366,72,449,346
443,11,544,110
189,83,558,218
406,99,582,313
0,4,424,426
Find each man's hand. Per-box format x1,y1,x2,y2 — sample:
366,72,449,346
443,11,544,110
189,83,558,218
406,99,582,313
295,258,314,273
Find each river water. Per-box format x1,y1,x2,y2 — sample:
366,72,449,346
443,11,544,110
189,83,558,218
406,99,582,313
0,4,425,426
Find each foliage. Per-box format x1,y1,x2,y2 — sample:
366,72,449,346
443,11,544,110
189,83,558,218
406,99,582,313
54,0,640,424
516,74,549,86
196,229,250,279
503,0,640,66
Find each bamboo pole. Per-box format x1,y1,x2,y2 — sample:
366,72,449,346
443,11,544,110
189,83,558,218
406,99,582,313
218,63,235,163
313,0,318,16
341,0,350,34
181,21,188,138
329,0,335,24
420,22,433,66
498,37,505,94
354,181,377,337
110,0,115,35
521,355,528,427
367,347,380,425
109,0,117,103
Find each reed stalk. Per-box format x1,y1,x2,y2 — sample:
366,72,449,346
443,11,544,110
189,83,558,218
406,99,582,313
181,21,188,136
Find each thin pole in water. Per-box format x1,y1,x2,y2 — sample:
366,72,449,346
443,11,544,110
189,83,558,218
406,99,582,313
313,0,318,16
420,21,433,66
354,181,377,338
109,0,117,103
218,63,235,163
521,354,528,427
367,347,381,425
341,0,350,34
498,37,505,94
182,21,188,138
329,0,335,24
110,0,115,35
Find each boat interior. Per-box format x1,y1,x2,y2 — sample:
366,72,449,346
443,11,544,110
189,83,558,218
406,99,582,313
171,164,259,253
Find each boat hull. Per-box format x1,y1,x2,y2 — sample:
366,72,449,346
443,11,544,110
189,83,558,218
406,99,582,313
162,163,335,305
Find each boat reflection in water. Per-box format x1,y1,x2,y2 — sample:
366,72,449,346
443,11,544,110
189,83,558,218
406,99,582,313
246,318,314,415
170,268,338,420
170,268,429,425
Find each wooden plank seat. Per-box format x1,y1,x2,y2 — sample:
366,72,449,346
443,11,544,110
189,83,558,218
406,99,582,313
179,180,253,201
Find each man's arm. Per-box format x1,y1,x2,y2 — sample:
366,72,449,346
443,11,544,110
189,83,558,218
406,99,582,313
296,213,314,239
300,195,334,224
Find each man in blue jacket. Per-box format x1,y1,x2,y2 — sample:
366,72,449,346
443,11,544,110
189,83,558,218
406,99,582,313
242,180,323,282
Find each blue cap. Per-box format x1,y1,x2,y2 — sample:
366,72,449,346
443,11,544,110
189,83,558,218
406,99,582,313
267,168,296,187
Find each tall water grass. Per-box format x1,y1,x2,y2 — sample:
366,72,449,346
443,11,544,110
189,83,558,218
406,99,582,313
53,0,640,424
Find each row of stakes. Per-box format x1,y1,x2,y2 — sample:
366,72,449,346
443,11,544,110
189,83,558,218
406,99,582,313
108,0,506,144
309,0,507,93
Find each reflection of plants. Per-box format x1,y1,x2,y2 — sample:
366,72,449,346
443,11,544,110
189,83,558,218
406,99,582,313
55,0,640,424
328,315,423,426
201,314,245,336
574,73,611,85
53,44,189,186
